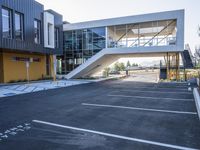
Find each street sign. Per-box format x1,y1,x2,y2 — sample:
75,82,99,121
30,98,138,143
26,61,29,68
30,58,33,63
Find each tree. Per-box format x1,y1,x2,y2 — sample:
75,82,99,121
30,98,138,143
195,46,200,66
132,63,138,67
126,61,131,68
113,62,126,71
119,62,125,71
195,25,200,66
114,62,121,71
103,67,110,77
196,25,200,86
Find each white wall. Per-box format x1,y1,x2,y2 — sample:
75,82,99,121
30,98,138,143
44,12,55,49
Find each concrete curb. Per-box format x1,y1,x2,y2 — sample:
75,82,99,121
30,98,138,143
92,75,127,82
68,75,127,83
193,88,200,120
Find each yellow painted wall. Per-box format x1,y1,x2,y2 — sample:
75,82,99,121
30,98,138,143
0,52,4,83
2,52,47,83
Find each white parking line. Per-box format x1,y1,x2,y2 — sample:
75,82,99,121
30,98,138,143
115,89,192,94
113,87,188,91
32,120,198,150
108,94,194,101
82,103,197,115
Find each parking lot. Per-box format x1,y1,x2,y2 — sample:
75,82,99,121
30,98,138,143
0,78,200,150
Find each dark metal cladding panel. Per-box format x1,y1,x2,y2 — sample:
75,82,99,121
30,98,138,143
0,0,63,55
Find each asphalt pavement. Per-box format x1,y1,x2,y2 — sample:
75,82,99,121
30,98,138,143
0,77,200,150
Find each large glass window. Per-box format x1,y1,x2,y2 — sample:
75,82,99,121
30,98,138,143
64,27,105,51
91,28,106,52
62,27,106,73
2,7,12,38
64,31,73,50
15,12,24,40
107,19,177,48
34,19,41,44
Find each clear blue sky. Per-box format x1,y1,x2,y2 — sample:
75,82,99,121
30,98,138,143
37,0,200,52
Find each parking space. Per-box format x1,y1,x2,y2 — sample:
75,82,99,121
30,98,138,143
0,78,200,150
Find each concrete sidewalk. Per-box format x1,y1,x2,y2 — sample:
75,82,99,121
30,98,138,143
0,75,124,98
0,80,90,98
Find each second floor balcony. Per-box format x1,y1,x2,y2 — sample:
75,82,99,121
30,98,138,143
107,19,177,49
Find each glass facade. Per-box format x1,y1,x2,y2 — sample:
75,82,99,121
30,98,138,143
60,27,106,74
60,19,177,75
107,19,177,48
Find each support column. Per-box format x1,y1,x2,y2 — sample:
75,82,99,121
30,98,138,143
175,53,180,81
50,55,56,81
166,53,170,80
105,27,108,48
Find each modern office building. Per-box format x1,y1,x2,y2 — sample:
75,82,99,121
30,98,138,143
0,0,63,83
59,10,184,80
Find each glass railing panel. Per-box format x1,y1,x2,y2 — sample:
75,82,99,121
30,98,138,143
107,36,176,48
